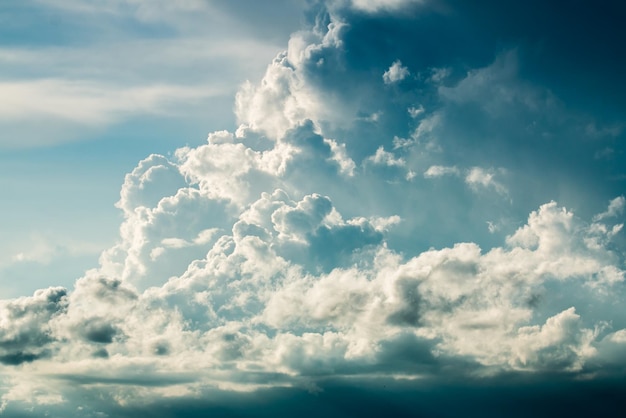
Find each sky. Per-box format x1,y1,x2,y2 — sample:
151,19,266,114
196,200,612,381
1,0,626,416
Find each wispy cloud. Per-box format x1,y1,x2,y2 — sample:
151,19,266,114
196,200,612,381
423,165,459,177
0,79,225,124
0,3,286,148
350,0,426,13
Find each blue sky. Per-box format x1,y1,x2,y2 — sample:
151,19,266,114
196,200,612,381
1,0,626,416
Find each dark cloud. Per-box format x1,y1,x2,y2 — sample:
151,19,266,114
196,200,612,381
0,351,46,366
152,341,169,356
76,276,137,304
92,348,109,358
80,318,119,344
387,278,423,326
54,373,197,387
7,376,626,418
0,287,67,365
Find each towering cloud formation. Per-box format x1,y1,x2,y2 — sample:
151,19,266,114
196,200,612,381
1,1,625,416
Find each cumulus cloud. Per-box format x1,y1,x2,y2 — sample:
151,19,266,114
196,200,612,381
367,146,406,167
234,20,348,140
3,179,625,413
0,288,67,365
383,60,410,84
465,167,508,195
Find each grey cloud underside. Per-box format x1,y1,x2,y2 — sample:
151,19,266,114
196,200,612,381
1,0,626,414
0,287,67,365
4,375,626,417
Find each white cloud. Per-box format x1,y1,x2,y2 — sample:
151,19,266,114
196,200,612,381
0,287,67,365
2,118,626,410
511,307,597,371
0,80,221,125
34,0,212,23
465,167,508,195
235,56,312,141
383,60,410,84
408,105,425,118
350,0,426,13
2,182,624,403
424,165,459,178
367,146,406,167
423,165,508,196
593,196,625,221
234,19,349,140
324,138,357,177
115,154,188,216
232,14,423,151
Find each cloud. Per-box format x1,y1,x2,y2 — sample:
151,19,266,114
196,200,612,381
0,287,67,365
512,307,597,371
383,60,410,84
1,185,624,412
234,19,348,140
324,138,357,176
593,196,625,221
0,79,229,124
0,1,287,148
2,1,626,415
0,79,231,149
367,146,406,167
465,167,508,195
350,0,426,13
423,165,459,177
408,105,425,118
423,165,508,196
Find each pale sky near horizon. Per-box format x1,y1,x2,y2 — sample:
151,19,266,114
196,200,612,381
1,1,626,416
